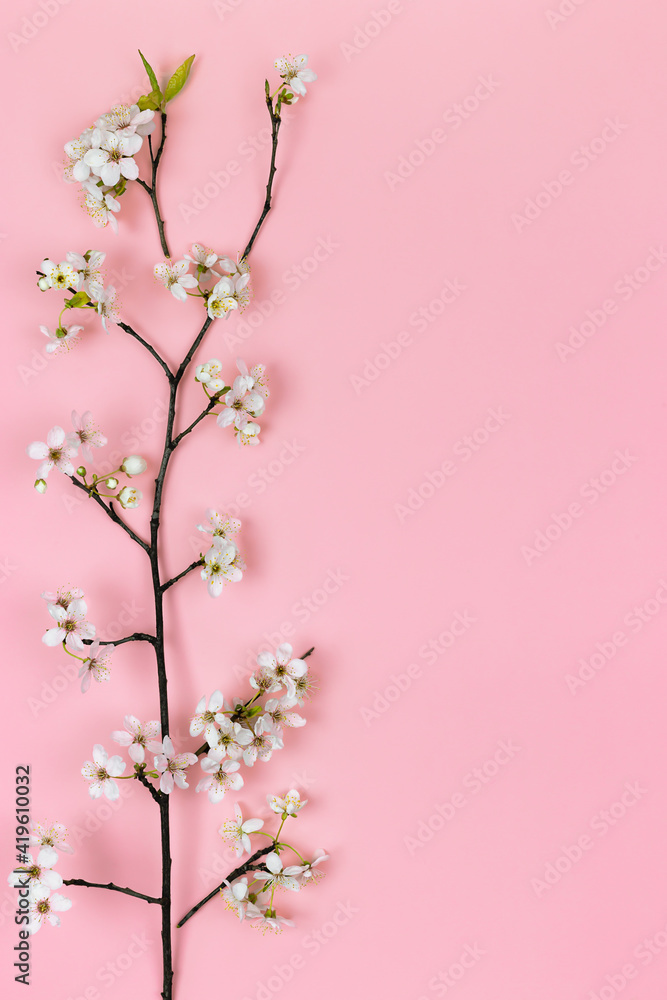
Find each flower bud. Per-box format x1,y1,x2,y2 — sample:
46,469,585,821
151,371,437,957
121,455,147,476
118,486,142,509
76,466,86,477
37,276,50,291
106,477,119,489
34,478,47,494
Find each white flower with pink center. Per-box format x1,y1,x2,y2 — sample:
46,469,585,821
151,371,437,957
274,54,317,100
8,852,63,893
78,639,113,692
242,717,283,767
189,690,225,743
96,285,119,331
81,744,126,800
206,717,253,758
29,823,73,868
111,715,162,763
261,697,306,734
197,750,243,803
267,788,307,816
196,509,241,544
236,358,269,400
154,736,197,794
66,250,105,298
67,410,107,463
41,587,83,609
250,906,295,934
254,851,302,892
201,539,245,597
41,322,83,355
185,244,218,281
42,598,95,652
216,375,264,432
256,644,307,694
27,886,72,934
154,259,198,301
219,804,264,857
27,426,78,479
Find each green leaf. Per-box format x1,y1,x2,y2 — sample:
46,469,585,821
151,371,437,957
138,50,160,95
65,291,90,309
164,54,195,103
137,89,162,112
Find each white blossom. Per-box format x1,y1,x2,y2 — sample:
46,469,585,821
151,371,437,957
154,260,198,301
81,744,126,800
219,804,264,857
78,639,113,692
42,598,95,652
154,736,197,794
27,426,78,479
274,54,317,100
111,716,162,764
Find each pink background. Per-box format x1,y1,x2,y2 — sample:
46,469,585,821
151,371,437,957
2,0,667,997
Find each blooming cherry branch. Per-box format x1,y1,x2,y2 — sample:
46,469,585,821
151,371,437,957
22,49,322,1000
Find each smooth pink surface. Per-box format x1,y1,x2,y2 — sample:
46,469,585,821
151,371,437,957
2,1,667,997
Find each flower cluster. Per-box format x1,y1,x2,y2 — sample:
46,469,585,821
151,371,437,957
37,250,120,339
197,508,246,597
27,411,146,507
219,793,328,934
8,823,73,934
154,244,251,318
190,642,311,802
64,105,155,232
196,357,269,447
40,587,114,692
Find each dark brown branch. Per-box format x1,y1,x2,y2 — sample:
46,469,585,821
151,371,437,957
176,844,274,928
242,92,282,259
69,477,151,553
117,321,173,381
63,878,161,905
139,111,170,257
161,559,203,593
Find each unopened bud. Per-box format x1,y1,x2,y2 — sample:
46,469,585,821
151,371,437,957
37,276,50,291
121,455,147,476
76,466,86,477
106,477,118,489
34,479,47,493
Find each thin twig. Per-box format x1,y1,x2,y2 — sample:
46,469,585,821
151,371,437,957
69,477,151,553
63,878,161,905
161,559,204,593
242,93,282,259
82,632,155,647
139,111,170,257
118,321,174,381
171,398,217,449
176,844,274,928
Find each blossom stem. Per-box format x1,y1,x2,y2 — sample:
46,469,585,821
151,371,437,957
276,841,307,863
117,321,173,380
63,878,161,905
242,92,283,259
176,844,275,928
69,476,151,553
139,111,170,258
160,558,204,593
61,645,86,662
